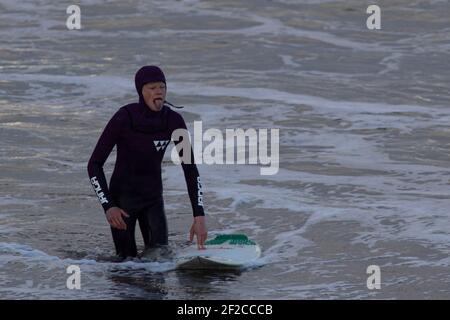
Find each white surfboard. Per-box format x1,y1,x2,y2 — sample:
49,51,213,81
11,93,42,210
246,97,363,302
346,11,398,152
175,234,261,270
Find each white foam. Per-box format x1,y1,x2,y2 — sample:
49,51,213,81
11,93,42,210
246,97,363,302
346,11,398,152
0,73,133,107
170,82,444,114
2,72,446,120
378,52,403,75
1,0,388,53
0,196,40,206
0,242,176,273
153,2,384,51
398,256,450,268
163,132,450,259
279,54,303,68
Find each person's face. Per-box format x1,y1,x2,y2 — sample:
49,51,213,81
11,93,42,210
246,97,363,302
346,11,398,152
142,81,166,112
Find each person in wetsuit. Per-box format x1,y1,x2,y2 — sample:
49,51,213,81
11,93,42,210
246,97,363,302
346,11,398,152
87,66,207,259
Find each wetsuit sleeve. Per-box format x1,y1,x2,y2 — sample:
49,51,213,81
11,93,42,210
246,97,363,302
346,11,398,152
87,108,128,213
172,114,205,217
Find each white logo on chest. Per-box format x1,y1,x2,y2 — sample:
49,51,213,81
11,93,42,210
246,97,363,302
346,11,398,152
154,140,170,152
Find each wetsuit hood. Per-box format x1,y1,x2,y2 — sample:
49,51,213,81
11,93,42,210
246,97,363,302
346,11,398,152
127,66,169,133
135,65,166,103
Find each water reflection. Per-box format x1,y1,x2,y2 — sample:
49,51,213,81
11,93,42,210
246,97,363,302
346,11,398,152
108,268,168,300
174,269,242,299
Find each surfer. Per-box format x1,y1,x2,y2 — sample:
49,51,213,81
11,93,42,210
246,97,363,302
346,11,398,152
87,66,207,259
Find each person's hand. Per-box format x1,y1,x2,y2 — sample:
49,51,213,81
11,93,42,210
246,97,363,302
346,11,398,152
106,207,129,230
189,216,208,250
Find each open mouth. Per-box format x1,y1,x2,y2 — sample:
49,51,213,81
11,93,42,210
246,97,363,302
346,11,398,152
153,98,163,104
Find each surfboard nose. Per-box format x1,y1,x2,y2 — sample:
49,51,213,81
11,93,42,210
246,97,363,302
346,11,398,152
176,234,261,270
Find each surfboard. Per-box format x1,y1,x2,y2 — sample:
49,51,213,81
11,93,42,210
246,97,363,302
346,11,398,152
175,234,261,270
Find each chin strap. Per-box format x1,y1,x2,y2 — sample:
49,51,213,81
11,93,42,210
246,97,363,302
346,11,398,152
164,100,184,109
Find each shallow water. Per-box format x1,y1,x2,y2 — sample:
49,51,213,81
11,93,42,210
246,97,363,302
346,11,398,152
0,0,449,299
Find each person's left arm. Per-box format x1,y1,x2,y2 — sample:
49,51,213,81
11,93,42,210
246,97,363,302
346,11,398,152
171,112,207,249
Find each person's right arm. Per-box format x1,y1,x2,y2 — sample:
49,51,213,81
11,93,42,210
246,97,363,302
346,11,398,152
87,108,129,229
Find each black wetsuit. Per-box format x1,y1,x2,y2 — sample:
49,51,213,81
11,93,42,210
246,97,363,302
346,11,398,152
87,68,204,258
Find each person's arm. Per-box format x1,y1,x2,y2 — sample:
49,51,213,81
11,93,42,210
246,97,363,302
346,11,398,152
87,107,127,213
172,113,207,248
182,160,208,249
181,161,205,217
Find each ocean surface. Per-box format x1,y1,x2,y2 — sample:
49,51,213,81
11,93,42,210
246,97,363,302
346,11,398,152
0,0,449,299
